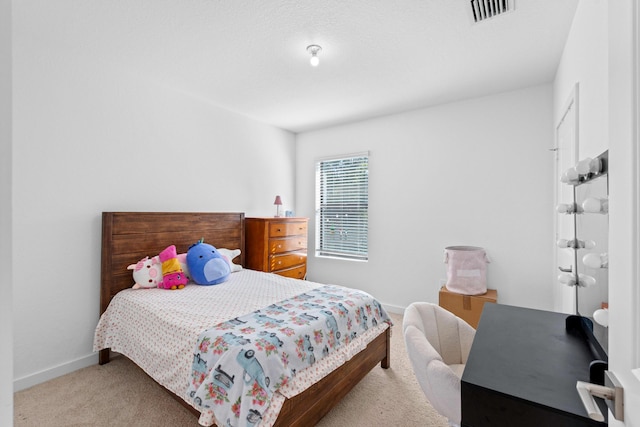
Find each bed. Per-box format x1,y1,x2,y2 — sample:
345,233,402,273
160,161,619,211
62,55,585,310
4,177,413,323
95,212,391,427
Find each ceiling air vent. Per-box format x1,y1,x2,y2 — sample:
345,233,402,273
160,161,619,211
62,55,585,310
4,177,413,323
469,0,514,23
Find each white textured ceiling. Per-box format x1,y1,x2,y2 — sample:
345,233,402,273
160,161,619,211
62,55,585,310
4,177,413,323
53,0,578,133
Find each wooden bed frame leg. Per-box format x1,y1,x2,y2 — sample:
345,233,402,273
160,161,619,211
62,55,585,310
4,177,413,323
99,349,110,365
381,327,391,369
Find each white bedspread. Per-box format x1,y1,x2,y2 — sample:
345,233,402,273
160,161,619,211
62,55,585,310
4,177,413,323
93,269,389,426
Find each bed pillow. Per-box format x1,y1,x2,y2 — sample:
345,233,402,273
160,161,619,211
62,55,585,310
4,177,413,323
217,248,243,272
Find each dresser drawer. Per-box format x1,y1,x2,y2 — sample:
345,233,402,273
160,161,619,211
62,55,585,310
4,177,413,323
269,221,307,238
269,237,307,254
270,252,307,272
274,264,307,280
245,217,308,277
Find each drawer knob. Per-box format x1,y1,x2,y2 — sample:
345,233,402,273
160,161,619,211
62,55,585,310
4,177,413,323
277,228,282,232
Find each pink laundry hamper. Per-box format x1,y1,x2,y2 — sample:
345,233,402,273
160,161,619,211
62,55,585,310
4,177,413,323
443,246,490,295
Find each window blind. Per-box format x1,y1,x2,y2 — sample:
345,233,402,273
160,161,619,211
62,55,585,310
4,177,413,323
316,154,368,260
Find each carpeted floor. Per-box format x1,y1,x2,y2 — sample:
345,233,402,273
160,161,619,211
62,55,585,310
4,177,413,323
14,313,448,427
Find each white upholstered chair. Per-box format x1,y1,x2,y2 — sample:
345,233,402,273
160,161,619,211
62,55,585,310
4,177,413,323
403,302,476,427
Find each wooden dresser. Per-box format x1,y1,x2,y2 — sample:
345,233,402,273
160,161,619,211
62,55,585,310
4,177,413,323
245,217,308,279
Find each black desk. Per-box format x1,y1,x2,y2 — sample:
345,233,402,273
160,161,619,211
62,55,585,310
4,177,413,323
461,304,607,427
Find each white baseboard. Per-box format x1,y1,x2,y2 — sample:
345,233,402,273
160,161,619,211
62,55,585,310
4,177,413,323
14,353,98,392
381,302,405,315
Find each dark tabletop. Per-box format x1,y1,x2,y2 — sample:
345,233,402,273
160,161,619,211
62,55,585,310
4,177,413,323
461,303,606,427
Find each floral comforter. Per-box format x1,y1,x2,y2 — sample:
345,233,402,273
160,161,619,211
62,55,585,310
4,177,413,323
184,284,391,427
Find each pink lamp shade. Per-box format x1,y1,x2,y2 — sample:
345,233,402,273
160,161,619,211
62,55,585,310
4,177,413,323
274,195,283,217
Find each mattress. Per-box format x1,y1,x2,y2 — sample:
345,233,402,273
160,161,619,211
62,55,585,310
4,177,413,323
93,269,389,426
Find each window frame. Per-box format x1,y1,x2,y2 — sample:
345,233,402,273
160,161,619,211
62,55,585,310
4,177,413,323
315,152,369,261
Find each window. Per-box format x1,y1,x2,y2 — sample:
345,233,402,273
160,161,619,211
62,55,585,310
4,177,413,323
315,153,369,261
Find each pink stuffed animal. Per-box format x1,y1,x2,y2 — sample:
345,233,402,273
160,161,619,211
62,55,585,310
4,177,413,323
158,245,188,290
128,252,190,290
128,256,162,289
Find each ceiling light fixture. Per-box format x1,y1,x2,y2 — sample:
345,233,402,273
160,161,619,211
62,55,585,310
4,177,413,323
307,45,322,67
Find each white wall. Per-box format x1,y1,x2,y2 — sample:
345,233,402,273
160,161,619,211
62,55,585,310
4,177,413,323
296,85,555,312
607,1,640,425
12,4,296,389
554,0,609,160
0,0,13,423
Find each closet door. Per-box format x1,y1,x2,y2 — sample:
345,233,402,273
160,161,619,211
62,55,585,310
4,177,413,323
555,84,579,314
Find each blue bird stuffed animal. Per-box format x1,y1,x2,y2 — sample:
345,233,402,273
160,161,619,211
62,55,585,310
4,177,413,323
187,238,231,286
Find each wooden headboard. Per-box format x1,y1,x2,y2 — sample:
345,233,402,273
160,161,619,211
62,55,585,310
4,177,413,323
100,212,245,317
